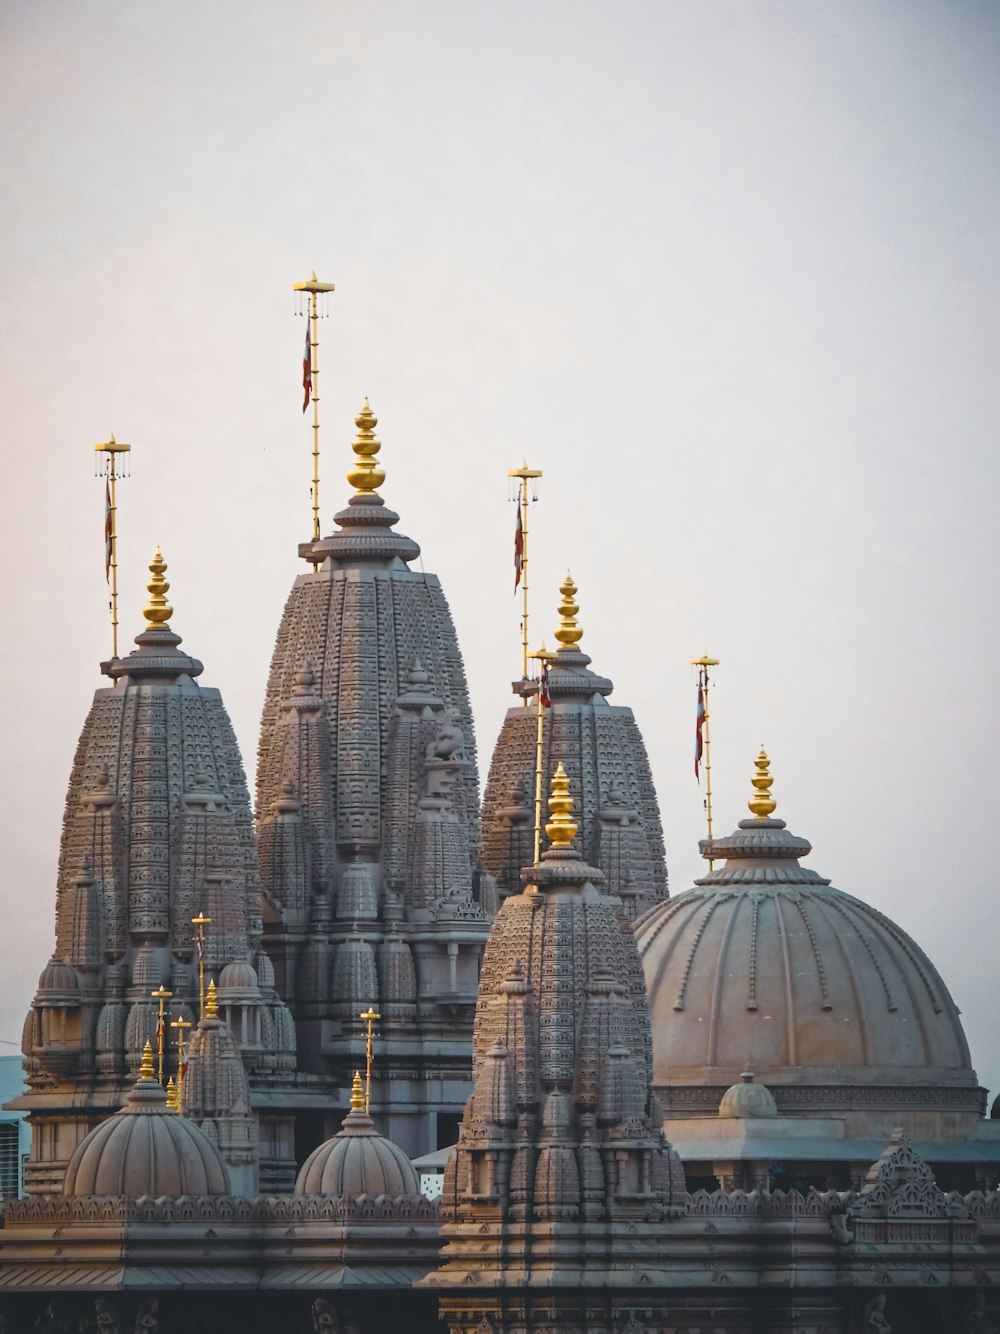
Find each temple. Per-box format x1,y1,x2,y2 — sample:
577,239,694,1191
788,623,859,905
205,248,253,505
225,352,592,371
1,364,999,1331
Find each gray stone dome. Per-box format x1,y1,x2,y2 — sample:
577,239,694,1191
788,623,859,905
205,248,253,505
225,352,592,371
636,766,977,1118
64,1053,230,1197
296,1085,420,1197
718,1072,778,1119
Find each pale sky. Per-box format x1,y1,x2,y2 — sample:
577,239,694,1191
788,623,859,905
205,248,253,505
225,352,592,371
2,2,999,1097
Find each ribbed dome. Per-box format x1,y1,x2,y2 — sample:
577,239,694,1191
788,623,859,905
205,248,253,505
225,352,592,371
217,957,260,993
296,1097,420,1198
718,1072,778,1119
637,793,975,1100
64,1057,230,1197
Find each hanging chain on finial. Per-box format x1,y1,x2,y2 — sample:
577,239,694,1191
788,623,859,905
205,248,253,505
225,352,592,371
143,548,173,629
508,461,543,694
748,746,777,820
93,435,131,658
292,271,335,552
545,762,578,849
554,571,583,649
346,399,385,495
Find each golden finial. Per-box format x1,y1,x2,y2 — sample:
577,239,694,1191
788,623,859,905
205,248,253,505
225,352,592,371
139,1039,155,1081
346,398,386,495
165,1076,179,1112
553,571,583,649
206,978,218,1018
748,747,777,819
143,547,172,628
351,1069,364,1111
545,762,578,848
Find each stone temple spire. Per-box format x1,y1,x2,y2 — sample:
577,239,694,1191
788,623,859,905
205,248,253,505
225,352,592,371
425,767,686,1332
14,552,296,1194
481,572,668,916
256,401,492,1159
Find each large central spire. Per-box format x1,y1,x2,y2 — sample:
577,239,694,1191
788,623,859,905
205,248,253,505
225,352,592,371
256,401,493,1159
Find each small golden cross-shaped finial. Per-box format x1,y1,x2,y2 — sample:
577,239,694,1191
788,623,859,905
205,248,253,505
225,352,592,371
143,548,173,628
748,747,777,820
553,572,583,649
545,762,578,848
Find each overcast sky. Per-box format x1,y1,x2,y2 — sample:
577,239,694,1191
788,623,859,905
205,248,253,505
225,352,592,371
2,2,999,1099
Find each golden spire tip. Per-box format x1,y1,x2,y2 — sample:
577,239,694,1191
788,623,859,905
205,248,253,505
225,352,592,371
553,571,583,649
139,1040,155,1081
346,398,385,496
143,548,173,629
206,978,218,1019
351,1069,365,1111
748,747,777,820
545,762,578,848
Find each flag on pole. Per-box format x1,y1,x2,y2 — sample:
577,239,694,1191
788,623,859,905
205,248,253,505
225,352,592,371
104,480,112,583
195,933,204,964
302,323,312,412
694,675,705,781
513,506,524,591
539,660,551,709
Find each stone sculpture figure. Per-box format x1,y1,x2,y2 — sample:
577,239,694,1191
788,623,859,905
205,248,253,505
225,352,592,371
863,1294,891,1333
94,1301,119,1334
311,1298,339,1333
132,1298,158,1334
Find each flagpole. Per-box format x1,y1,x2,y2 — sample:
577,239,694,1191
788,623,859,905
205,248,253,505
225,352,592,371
150,984,172,1086
94,435,131,659
293,271,335,554
692,653,720,871
528,646,553,864
191,911,211,1020
359,1007,381,1115
508,462,543,702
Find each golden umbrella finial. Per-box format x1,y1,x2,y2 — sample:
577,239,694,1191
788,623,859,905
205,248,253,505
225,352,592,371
165,1076,179,1112
545,762,578,849
139,1039,156,1081
143,548,172,629
350,1069,365,1112
205,978,218,1019
346,398,386,496
748,747,777,820
553,571,583,649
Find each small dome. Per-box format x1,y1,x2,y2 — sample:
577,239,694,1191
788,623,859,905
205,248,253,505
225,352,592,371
64,1047,229,1197
36,957,78,999
218,956,260,992
296,1076,420,1197
719,1072,778,1119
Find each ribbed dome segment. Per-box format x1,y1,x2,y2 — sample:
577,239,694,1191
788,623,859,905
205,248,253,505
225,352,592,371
637,812,977,1111
295,1107,420,1197
481,605,667,915
64,1068,229,1198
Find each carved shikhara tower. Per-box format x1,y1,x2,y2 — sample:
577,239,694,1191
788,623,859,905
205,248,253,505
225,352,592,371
14,553,297,1194
256,401,493,1158
481,574,667,917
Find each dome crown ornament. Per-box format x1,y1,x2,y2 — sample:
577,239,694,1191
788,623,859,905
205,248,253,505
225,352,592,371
345,398,385,495
143,547,173,629
748,747,777,820
545,763,578,848
553,572,583,649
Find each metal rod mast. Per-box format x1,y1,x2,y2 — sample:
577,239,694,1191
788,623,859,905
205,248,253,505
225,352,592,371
94,435,131,659
191,911,211,1021
293,271,335,548
692,653,720,871
508,463,542,698
529,648,553,864
360,1007,381,1115
151,985,172,1086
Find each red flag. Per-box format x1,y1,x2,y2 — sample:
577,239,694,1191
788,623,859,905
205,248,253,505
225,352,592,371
694,677,705,781
539,661,551,709
302,323,312,412
104,480,112,583
513,506,523,592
